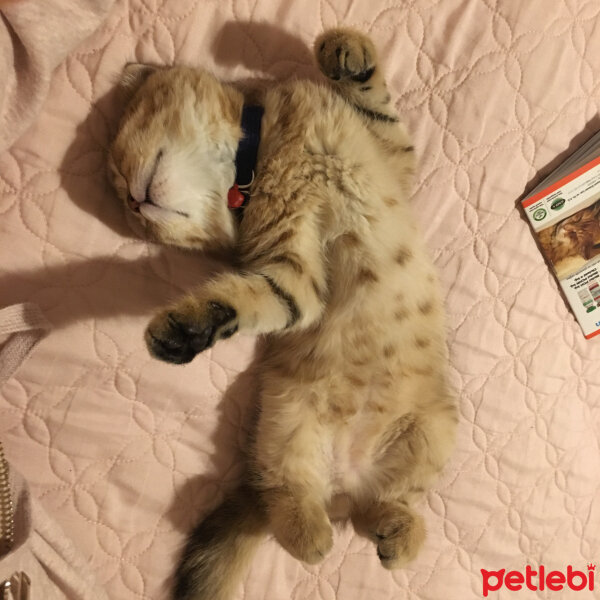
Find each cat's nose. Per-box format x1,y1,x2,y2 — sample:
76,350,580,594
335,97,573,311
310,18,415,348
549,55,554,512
128,169,155,211
127,192,141,212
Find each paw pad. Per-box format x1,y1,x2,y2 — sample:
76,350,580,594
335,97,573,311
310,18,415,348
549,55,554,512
146,301,237,364
315,29,376,83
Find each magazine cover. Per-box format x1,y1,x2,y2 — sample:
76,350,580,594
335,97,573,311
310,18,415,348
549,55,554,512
522,156,600,339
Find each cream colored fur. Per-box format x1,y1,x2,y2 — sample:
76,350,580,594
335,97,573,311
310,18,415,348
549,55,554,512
108,28,457,600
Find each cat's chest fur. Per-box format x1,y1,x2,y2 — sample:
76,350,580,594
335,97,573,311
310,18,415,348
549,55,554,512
255,80,407,210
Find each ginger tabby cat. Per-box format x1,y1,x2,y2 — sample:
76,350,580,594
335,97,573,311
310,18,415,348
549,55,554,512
108,28,457,600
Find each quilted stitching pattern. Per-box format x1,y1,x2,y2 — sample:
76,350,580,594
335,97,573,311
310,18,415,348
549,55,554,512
1,0,600,598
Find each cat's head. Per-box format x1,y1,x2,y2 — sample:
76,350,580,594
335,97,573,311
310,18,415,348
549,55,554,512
108,64,244,250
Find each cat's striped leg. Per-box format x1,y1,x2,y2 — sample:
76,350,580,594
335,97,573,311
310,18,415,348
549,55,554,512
145,215,327,364
315,28,399,124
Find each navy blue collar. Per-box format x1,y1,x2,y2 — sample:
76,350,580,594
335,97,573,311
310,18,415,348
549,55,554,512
227,105,264,210
235,104,263,187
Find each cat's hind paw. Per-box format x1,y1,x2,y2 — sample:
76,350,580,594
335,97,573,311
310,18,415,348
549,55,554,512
374,505,425,570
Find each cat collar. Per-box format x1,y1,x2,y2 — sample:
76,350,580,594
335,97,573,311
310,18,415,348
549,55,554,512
227,104,264,209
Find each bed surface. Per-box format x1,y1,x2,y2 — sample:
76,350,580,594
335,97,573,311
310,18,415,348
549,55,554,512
1,1,600,598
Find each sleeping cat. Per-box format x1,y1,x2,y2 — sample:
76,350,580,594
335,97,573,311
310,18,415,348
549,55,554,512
108,28,457,600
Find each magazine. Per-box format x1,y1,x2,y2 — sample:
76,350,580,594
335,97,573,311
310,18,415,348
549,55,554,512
522,132,600,339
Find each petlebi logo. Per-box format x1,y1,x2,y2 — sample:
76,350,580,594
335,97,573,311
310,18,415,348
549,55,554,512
481,564,595,596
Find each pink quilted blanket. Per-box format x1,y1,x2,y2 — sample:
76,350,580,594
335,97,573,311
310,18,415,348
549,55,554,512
1,1,600,599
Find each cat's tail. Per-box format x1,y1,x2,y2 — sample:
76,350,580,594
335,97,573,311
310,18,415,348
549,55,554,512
174,483,268,600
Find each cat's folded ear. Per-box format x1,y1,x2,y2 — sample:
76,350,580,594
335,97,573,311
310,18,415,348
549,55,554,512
119,63,159,101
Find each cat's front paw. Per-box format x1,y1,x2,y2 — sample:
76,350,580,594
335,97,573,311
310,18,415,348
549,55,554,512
145,301,237,364
315,28,376,83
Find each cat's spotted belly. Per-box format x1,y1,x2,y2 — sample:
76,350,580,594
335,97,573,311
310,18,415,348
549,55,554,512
319,378,406,499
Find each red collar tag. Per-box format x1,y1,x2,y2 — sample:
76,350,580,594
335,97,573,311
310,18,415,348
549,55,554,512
227,184,245,209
